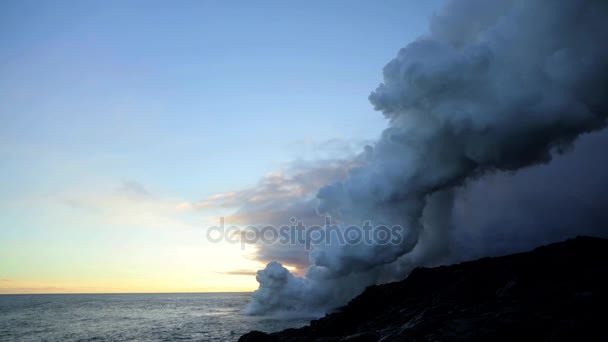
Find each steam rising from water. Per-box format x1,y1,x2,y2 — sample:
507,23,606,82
246,0,608,316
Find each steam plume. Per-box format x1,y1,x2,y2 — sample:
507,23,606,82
246,0,608,316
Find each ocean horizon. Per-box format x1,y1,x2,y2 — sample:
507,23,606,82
0,292,310,341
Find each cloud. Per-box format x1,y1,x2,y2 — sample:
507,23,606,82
218,269,258,276
116,180,151,198
179,156,366,226
176,154,369,270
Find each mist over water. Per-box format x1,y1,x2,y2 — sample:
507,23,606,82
246,0,608,316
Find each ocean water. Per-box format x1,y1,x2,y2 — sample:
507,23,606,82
0,293,310,341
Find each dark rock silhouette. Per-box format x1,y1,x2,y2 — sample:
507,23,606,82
240,236,608,341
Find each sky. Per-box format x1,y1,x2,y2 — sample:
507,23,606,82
0,0,443,294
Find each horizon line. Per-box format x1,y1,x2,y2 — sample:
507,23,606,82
0,291,254,296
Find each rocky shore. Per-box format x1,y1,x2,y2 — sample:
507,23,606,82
240,236,608,341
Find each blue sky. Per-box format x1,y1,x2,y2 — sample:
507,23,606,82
0,0,442,293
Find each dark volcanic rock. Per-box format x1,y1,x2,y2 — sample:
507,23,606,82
239,236,608,341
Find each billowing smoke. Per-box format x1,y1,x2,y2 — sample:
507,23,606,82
246,0,608,316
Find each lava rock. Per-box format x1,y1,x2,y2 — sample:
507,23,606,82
239,236,608,341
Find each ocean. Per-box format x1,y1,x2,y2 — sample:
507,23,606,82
0,293,310,341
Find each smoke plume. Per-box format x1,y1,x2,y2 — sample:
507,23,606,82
246,0,608,316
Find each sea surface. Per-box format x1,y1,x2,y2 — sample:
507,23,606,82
0,293,310,341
